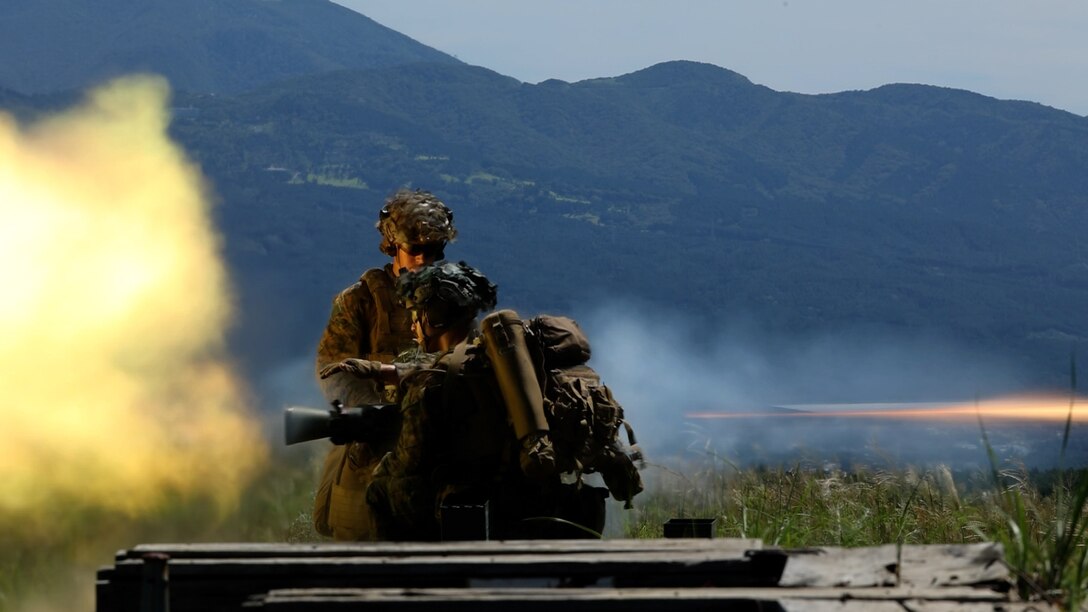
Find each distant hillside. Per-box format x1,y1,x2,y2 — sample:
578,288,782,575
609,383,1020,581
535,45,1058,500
2,0,1084,393
0,0,460,94
153,60,1088,388
0,87,31,116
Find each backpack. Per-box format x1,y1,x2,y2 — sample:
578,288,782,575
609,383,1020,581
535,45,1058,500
524,315,644,507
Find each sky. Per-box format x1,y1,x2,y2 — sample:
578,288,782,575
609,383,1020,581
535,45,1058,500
334,0,1088,117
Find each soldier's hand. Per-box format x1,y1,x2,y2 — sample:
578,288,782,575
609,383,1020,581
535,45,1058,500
319,358,383,379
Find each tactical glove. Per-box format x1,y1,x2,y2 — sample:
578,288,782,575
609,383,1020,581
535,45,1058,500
519,431,557,481
319,358,383,379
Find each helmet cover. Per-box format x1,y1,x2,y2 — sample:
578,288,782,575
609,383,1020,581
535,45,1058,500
377,189,457,256
395,261,497,329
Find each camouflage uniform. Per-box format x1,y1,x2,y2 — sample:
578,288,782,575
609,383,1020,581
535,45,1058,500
367,341,608,541
312,263,416,540
316,263,415,406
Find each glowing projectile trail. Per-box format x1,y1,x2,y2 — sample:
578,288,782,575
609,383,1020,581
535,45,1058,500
687,395,1085,423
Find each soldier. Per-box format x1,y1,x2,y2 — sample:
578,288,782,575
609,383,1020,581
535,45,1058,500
322,262,622,541
311,188,456,540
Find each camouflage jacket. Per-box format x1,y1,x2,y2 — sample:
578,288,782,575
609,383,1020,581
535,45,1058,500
315,264,417,406
367,341,518,540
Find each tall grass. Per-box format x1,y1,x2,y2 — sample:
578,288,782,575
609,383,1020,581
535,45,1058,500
0,445,324,612
6,437,1088,610
623,438,1088,608
620,357,1088,608
624,457,1088,610
624,459,1004,547
983,356,1088,609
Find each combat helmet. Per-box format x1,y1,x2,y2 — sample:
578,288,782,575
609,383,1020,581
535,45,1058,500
377,189,457,256
395,261,497,329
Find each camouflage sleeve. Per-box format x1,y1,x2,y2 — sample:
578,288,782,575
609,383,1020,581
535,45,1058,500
315,286,383,405
376,375,435,478
368,374,441,537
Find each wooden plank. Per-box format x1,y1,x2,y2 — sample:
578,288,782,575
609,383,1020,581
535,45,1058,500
95,568,119,612
169,550,769,577
897,603,1026,612
250,588,777,611
900,602,1059,612
898,543,1008,588
156,548,781,589
102,549,784,612
778,543,1011,589
248,586,1012,611
251,586,1008,602
98,542,1020,612
778,602,906,612
251,597,770,611
778,545,899,588
121,538,763,560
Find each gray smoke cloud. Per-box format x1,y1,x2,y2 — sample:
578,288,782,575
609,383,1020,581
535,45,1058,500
574,300,1048,469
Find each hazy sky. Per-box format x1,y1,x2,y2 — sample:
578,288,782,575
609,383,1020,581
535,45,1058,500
334,0,1088,116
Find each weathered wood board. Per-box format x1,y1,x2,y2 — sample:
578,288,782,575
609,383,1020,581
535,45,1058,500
246,586,1047,611
95,539,1051,612
119,538,763,560
778,543,1007,589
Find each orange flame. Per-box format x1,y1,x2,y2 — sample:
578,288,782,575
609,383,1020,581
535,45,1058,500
687,394,1085,423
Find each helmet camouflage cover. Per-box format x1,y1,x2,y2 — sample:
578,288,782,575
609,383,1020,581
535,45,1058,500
377,189,457,256
395,261,497,329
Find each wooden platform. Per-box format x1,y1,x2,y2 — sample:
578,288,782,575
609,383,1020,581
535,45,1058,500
95,539,1050,611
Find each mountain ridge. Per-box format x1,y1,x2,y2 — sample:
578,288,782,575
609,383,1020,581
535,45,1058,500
146,57,1088,389
2,2,1085,390
0,0,461,94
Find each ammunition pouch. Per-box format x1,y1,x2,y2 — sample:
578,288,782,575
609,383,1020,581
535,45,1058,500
312,443,342,537
315,441,381,540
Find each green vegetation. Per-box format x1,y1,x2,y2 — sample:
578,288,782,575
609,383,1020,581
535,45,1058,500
625,461,996,546
5,3,1088,608
986,464,1088,608
303,172,368,190
8,440,1088,610
0,447,322,612
620,386,1088,608
155,59,1088,387
7,52,1087,385
626,458,1088,608
465,172,504,184
978,377,1088,609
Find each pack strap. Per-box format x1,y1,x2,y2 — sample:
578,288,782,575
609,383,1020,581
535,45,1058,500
442,342,471,412
621,419,637,446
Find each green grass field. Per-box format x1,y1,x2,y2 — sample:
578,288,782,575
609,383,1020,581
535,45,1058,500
4,442,1087,611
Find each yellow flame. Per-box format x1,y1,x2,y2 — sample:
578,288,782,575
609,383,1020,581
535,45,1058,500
688,394,1086,422
0,76,268,521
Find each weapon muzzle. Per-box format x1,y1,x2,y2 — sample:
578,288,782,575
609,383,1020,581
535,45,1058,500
284,406,334,445
284,403,401,446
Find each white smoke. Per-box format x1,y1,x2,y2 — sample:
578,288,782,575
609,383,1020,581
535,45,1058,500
576,300,1037,467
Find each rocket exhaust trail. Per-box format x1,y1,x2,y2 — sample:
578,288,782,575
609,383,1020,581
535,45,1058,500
687,395,1084,423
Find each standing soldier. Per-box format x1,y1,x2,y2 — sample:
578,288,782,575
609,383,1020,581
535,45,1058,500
312,188,456,540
